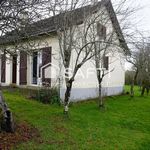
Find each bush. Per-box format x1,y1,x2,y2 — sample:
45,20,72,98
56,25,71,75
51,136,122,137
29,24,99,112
2,86,61,105
33,88,61,105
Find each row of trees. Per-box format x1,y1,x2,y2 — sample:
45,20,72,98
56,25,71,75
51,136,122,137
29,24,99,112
126,37,150,97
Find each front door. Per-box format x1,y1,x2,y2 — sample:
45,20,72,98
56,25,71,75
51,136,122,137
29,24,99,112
12,56,17,84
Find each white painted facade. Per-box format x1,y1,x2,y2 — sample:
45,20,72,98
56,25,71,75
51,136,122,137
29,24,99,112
0,4,126,101
0,35,125,101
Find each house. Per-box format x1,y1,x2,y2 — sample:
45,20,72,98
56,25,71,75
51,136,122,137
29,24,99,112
0,0,128,101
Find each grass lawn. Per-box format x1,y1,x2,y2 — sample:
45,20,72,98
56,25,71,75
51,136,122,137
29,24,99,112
2,86,150,150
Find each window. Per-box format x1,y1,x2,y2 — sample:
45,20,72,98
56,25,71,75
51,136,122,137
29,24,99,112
103,56,109,70
97,23,106,39
32,48,51,85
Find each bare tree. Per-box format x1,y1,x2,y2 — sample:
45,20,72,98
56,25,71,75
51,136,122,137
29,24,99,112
0,0,138,116
126,49,139,97
0,0,43,132
51,0,130,114
93,0,136,108
140,42,150,96
126,36,150,97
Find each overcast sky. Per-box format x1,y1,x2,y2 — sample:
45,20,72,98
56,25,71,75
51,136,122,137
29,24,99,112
112,0,150,36
111,0,150,70
134,0,150,35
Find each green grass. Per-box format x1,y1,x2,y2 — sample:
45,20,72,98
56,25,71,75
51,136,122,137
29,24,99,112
3,86,150,150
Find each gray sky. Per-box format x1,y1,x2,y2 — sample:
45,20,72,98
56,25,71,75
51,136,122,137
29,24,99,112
131,0,150,36
113,0,150,36
112,0,150,70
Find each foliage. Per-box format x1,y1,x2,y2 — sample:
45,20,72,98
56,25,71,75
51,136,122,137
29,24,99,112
2,86,150,149
9,84,18,88
14,87,60,104
35,88,60,105
4,87,61,105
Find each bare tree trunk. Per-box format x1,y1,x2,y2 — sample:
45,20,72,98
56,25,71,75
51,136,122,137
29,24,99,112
141,86,146,96
96,68,103,108
98,80,103,108
130,69,138,97
141,85,149,96
95,43,105,109
64,79,73,114
139,79,142,91
0,91,15,133
98,71,105,108
146,87,149,95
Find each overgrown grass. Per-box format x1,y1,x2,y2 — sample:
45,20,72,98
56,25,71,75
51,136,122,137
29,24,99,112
2,86,150,150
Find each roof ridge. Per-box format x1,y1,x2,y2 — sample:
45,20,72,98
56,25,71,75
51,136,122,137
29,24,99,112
0,0,129,52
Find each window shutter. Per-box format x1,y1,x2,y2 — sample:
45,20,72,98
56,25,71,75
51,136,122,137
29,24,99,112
20,51,27,85
1,53,6,83
97,23,106,39
41,47,52,86
103,56,109,70
42,47,51,66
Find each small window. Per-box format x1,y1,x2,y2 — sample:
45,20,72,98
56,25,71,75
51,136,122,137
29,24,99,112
103,56,109,70
97,23,106,39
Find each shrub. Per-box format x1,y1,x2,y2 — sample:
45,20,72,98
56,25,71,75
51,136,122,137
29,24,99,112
3,86,61,105
9,84,18,88
33,88,61,105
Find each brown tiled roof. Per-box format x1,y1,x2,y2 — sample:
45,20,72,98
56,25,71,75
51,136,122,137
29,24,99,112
0,0,129,51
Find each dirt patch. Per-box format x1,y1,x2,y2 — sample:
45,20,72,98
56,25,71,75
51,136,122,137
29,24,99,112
0,122,40,150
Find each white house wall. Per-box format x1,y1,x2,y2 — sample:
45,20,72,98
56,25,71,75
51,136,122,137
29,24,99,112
1,36,125,101
5,55,12,86
60,50,125,101
60,6,125,101
0,5,125,101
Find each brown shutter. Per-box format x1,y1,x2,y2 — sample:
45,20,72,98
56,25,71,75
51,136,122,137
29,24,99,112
1,53,6,83
20,51,27,85
97,23,106,39
42,47,51,66
103,56,109,70
41,47,52,86
12,55,17,84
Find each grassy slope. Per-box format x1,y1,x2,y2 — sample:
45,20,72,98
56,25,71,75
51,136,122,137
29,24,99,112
3,86,150,150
